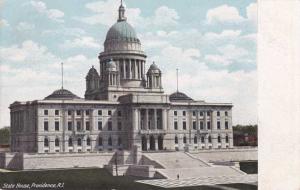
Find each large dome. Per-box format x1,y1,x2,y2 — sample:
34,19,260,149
105,21,139,43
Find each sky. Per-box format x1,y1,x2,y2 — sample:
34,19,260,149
0,0,257,128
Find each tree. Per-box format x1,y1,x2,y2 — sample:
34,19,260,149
0,127,10,145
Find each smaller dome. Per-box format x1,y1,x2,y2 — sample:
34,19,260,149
169,91,193,102
44,89,81,100
149,62,160,71
106,59,117,71
86,66,99,79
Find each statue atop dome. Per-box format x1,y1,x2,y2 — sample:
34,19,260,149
118,0,126,22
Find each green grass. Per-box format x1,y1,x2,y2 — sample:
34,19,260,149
0,168,257,190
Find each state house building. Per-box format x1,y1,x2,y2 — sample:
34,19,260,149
9,3,233,154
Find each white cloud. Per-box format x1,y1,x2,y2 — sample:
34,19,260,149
204,30,241,40
152,6,179,26
77,0,142,27
0,19,9,27
42,28,86,37
161,45,201,65
206,4,244,24
246,3,257,24
60,36,100,49
16,22,35,31
30,0,64,22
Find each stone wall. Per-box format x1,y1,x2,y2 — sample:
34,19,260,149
190,148,257,162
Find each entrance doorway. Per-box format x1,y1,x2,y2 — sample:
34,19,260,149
150,136,155,150
158,135,164,150
141,136,147,151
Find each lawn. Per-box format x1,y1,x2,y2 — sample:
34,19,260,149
0,168,257,190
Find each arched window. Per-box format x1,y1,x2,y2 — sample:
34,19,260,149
55,138,59,147
118,137,122,146
226,135,229,143
218,136,221,143
208,136,212,143
201,136,205,143
175,136,178,144
98,137,103,146
183,136,187,144
44,138,49,147
108,136,112,146
194,136,197,144
77,138,82,146
87,137,91,146
68,137,73,147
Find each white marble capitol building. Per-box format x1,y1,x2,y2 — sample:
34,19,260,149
9,3,234,154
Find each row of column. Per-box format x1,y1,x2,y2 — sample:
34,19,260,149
132,108,167,130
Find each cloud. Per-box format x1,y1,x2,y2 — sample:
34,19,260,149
16,22,35,31
204,30,241,41
76,0,142,27
30,0,64,22
206,4,244,24
42,27,86,37
152,6,179,26
0,19,9,27
60,36,100,49
246,3,257,24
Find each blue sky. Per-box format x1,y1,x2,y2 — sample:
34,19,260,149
0,0,257,127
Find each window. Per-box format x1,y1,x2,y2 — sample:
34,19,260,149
118,137,122,146
98,110,102,116
68,122,72,131
208,136,212,143
174,121,178,130
87,138,91,146
108,110,112,116
217,111,220,116
217,121,221,130
193,121,196,130
85,110,90,116
193,111,196,116
200,111,203,116
218,136,221,143
174,111,177,116
118,111,122,117
207,121,211,130
55,110,59,116
175,136,178,144
98,121,102,130
77,138,82,146
86,121,90,130
108,121,112,131
55,121,59,131
226,136,229,143
68,138,73,147
183,111,186,116
98,137,103,146
44,138,49,147
76,110,81,116
183,121,186,130
225,121,229,129
183,136,187,144
108,136,112,146
194,136,197,144
77,121,81,131
201,136,205,143
68,110,72,116
200,121,204,130
44,121,49,131
207,112,211,116
118,122,122,131
55,138,59,147
44,110,48,115
225,111,228,116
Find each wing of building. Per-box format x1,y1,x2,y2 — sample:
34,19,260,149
9,3,233,154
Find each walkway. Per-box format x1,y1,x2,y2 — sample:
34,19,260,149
136,174,258,189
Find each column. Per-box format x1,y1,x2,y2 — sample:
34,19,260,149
196,110,199,130
133,108,138,131
137,60,140,79
140,61,143,79
135,60,138,79
129,59,132,79
229,133,234,148
123,60,126,79
155,136,158,150
162,109,167,130
154,109,157,130
145,109,149,130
